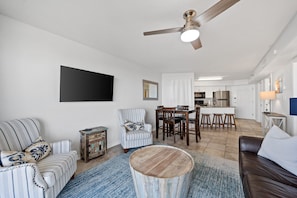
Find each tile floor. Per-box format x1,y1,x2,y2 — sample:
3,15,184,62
76,118,263,175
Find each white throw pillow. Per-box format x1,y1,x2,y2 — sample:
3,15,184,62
258,125,297,176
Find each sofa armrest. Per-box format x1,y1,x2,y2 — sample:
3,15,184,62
50,139,72,154
144,123,152,133
0,163,48,197
239,136,263,153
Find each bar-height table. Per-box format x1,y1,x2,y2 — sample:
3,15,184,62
155,108,195,146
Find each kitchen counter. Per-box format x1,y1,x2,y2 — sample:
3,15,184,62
200,106,236,108
200,106,235,115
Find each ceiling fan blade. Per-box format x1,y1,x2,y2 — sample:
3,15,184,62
143,27,183,36
196,0,240,25
191,38,202,50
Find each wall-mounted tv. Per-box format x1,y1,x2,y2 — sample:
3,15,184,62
290,98,297,115
60,66,114,102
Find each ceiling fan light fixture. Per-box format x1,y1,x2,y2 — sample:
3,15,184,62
180,27,200,42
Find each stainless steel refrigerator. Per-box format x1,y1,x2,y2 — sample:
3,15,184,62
213,91,230,107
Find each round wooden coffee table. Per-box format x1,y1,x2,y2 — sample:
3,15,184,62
129,145,194,198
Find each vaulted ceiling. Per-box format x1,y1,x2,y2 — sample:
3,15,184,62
0,0,296,81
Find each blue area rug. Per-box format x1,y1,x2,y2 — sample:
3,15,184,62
58,149,244,198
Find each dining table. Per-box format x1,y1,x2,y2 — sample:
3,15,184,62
155,108,196,146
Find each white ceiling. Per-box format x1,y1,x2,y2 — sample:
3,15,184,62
0,0,297,81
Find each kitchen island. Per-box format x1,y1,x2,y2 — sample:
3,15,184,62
200,106,236,115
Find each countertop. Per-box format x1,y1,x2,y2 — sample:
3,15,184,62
200,106,236,108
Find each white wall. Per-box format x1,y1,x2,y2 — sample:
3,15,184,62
161,73,194,107
271,65,292,114
293,61,297,135
0,15,161,154
270,63,293,134
227,84,256,119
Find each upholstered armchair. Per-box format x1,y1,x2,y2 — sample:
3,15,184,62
0,118,77,198
118,108,153,152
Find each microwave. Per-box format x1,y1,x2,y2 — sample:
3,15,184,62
195,92,205,98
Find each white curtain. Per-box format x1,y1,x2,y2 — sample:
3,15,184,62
162,73,194,107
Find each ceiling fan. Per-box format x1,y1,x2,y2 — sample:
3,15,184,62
143,0,240,50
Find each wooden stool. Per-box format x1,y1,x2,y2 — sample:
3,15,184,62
224,113,237,129
200,114,211,128
212,114,224,129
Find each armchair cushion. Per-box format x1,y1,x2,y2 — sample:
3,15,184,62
126,130,152,141
123,120,144,131
38,151,77,188
0,137,51,167
24,137,51,161
0,150,36,167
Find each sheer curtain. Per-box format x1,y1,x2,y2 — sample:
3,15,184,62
161,73,194,107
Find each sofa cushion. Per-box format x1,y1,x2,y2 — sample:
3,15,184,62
240,152,297,188
0,150,36,167
24,137,52,161
258,126,297,176
37,151,77,187
123,120,144,131
243,174,297,198
126,130,151,141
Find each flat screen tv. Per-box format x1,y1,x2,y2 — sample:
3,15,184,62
290,98,297,115
60,66,114,102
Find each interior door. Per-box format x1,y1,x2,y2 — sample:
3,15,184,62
230,85,255,119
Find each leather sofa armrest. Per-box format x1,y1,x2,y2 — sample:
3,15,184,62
239,136,263,153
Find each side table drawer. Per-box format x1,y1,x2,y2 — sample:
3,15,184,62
89,133,105,140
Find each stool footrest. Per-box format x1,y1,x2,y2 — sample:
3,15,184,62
212,114,224,129
200,114,211,128
223,114,237,128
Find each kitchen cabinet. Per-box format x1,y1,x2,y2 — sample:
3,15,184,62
195,86,226,98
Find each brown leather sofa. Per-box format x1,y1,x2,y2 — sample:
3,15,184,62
239,136,297,198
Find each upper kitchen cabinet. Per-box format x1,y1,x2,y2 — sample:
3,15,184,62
194,86,226,98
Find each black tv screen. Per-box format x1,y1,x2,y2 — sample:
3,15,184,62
290,98,297,115
60,66,114,102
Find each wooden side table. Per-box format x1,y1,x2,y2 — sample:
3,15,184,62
129,145,194,198
262,112,287,134
79,126,107,162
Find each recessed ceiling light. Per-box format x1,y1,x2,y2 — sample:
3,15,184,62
273,49,278,55
197,76,223,81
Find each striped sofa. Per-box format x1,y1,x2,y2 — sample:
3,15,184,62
0,118,77,198
118,109,153,152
